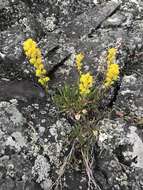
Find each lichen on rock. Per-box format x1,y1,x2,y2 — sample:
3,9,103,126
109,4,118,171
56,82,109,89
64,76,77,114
0,0,143,190
32,155,51,184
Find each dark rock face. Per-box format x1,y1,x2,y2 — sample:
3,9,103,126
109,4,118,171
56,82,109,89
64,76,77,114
0,0,143,189
63,1,121,38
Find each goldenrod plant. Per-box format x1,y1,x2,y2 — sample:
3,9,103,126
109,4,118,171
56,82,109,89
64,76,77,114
54,52,95,115
107,47,117,65
22,41,120,188
52,48,120,189
104,63,119,87
104,48,119,88
55,49,119,116
76,52,93,97
75,52,84,73
23,38,50,91
79,72,93,96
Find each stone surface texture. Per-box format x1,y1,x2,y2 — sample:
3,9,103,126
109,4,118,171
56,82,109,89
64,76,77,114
0,0,143,189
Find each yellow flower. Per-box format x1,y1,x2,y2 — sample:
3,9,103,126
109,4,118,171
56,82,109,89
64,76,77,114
75,52,84,72
29,58,36,65
34,61,41,69
38,64,44,70
35,69,42,77
33,58,43,69
38,77,50,86
35,69,47,77
23,38,37,52
25,49,33,58
35,48,42,58
107,48,117,66
23,39,42,60
23,38,50,89
104,63,119,87
41,69,46,75
79,72,93,96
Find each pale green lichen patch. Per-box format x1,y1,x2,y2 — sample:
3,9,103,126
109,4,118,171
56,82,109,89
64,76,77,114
32,155,50,183
5,131,27,152
0,100,25,127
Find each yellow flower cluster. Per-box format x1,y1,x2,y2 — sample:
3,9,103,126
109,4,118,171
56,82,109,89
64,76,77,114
107,48,117,65
104,48,119,87
79,72,93,96
23,38,49,88
75,52,84,72
104,64,119,87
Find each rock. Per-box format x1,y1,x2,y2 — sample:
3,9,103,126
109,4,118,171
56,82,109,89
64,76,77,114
94,5,143,187
40,178,53,190
102,12,126,27
63,1,122,38
0,177,15,190
0,101,25,130
0,0,143,189
0,28,25,59
126,126,143,168
32,155,50,183
5,132,27,153
0,80,45,100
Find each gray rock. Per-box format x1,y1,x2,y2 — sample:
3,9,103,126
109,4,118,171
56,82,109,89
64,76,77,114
63,1,122,38
32,155,50,183
0,0,143,189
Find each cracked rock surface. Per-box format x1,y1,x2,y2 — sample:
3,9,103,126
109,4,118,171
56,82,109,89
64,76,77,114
0,0,143,189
